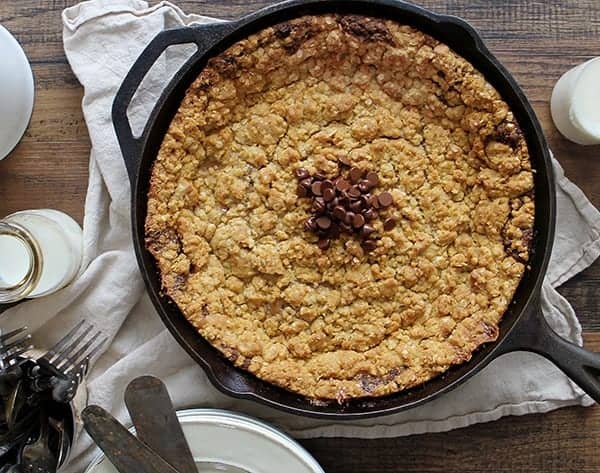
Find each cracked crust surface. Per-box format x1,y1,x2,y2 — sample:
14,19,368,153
145,14,535,401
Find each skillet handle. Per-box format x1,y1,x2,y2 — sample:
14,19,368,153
112,22,235,187
498,307,600,403
435,15,488,54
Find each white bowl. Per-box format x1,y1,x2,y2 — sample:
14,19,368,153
85,409,324,473
0,24,35,160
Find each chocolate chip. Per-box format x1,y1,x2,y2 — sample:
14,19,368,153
323,187,335,202
349,200,363,213
317,238,330,250
300,178,313,189
332,205,346,221
363,208,378,221
358,180,371,193
345,211,356,225
492,121,522,149
349,167,363,183
361,225,376,238
295,168,310,180
296,166,393,251
304,217,317,232
336,178,351,192
297,184,308,198
347,186,361,198
368,194,380,209
361,240,377,252
366,171,379,187
312,198,326,214
321,180,334,191
352,213,365,228
338,156,352,167
340,222,352,233
316,216,331,230
383,217,396,231
329,222,340,239
378,191,393,207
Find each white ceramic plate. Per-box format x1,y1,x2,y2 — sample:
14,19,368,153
85,409,325,473
0,24,35,160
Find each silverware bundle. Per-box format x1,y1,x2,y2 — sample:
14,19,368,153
0,321,106,472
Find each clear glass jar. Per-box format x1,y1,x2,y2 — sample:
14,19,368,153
0,209,83,303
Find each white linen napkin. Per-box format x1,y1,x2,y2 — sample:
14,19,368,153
1,1,599,471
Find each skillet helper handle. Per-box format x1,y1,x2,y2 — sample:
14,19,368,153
498,308,600,402
112,23,234,186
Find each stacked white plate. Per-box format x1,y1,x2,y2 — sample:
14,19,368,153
0,24,34,160
85,409,325,473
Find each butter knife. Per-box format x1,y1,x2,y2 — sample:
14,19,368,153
124,376,197,473
82,405,180,473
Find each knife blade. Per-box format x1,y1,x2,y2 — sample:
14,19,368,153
124,376,197,473
82,405,180,473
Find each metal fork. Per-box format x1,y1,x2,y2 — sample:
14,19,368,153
36,320,107,402
0,327,31,372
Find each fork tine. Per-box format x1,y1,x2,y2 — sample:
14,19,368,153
0,326,28,343
4,344,30,363
6,338,32,353
1,334,31,352
86,334,108,361
51,329,89,366
1,340,32,367
62,333,107,373
57,333,96,371
44,320,87,361
67,357,89,380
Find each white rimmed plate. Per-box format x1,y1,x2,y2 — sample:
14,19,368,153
84,409,325,473
0,24,35,160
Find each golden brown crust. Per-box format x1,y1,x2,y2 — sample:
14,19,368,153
145,14,535,400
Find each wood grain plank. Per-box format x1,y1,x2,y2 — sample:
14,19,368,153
301,405,600,473
18,88,89,142
560,270,600,331
0,141,89,222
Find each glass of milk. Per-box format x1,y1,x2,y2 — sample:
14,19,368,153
551,57,600,145
0,209,83,303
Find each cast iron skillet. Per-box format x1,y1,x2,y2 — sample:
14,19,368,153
112,0,600,418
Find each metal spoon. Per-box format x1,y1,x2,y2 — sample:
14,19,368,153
19,412,58,473
49,417,70,468
0,464,23,473
0,369,22,398
0,407,38,458
4,379,25,429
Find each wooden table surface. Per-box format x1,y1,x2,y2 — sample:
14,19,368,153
1,1,600,471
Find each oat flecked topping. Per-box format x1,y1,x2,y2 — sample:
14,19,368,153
145,14,535,401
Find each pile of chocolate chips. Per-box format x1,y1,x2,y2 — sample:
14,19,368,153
295,160,395,251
